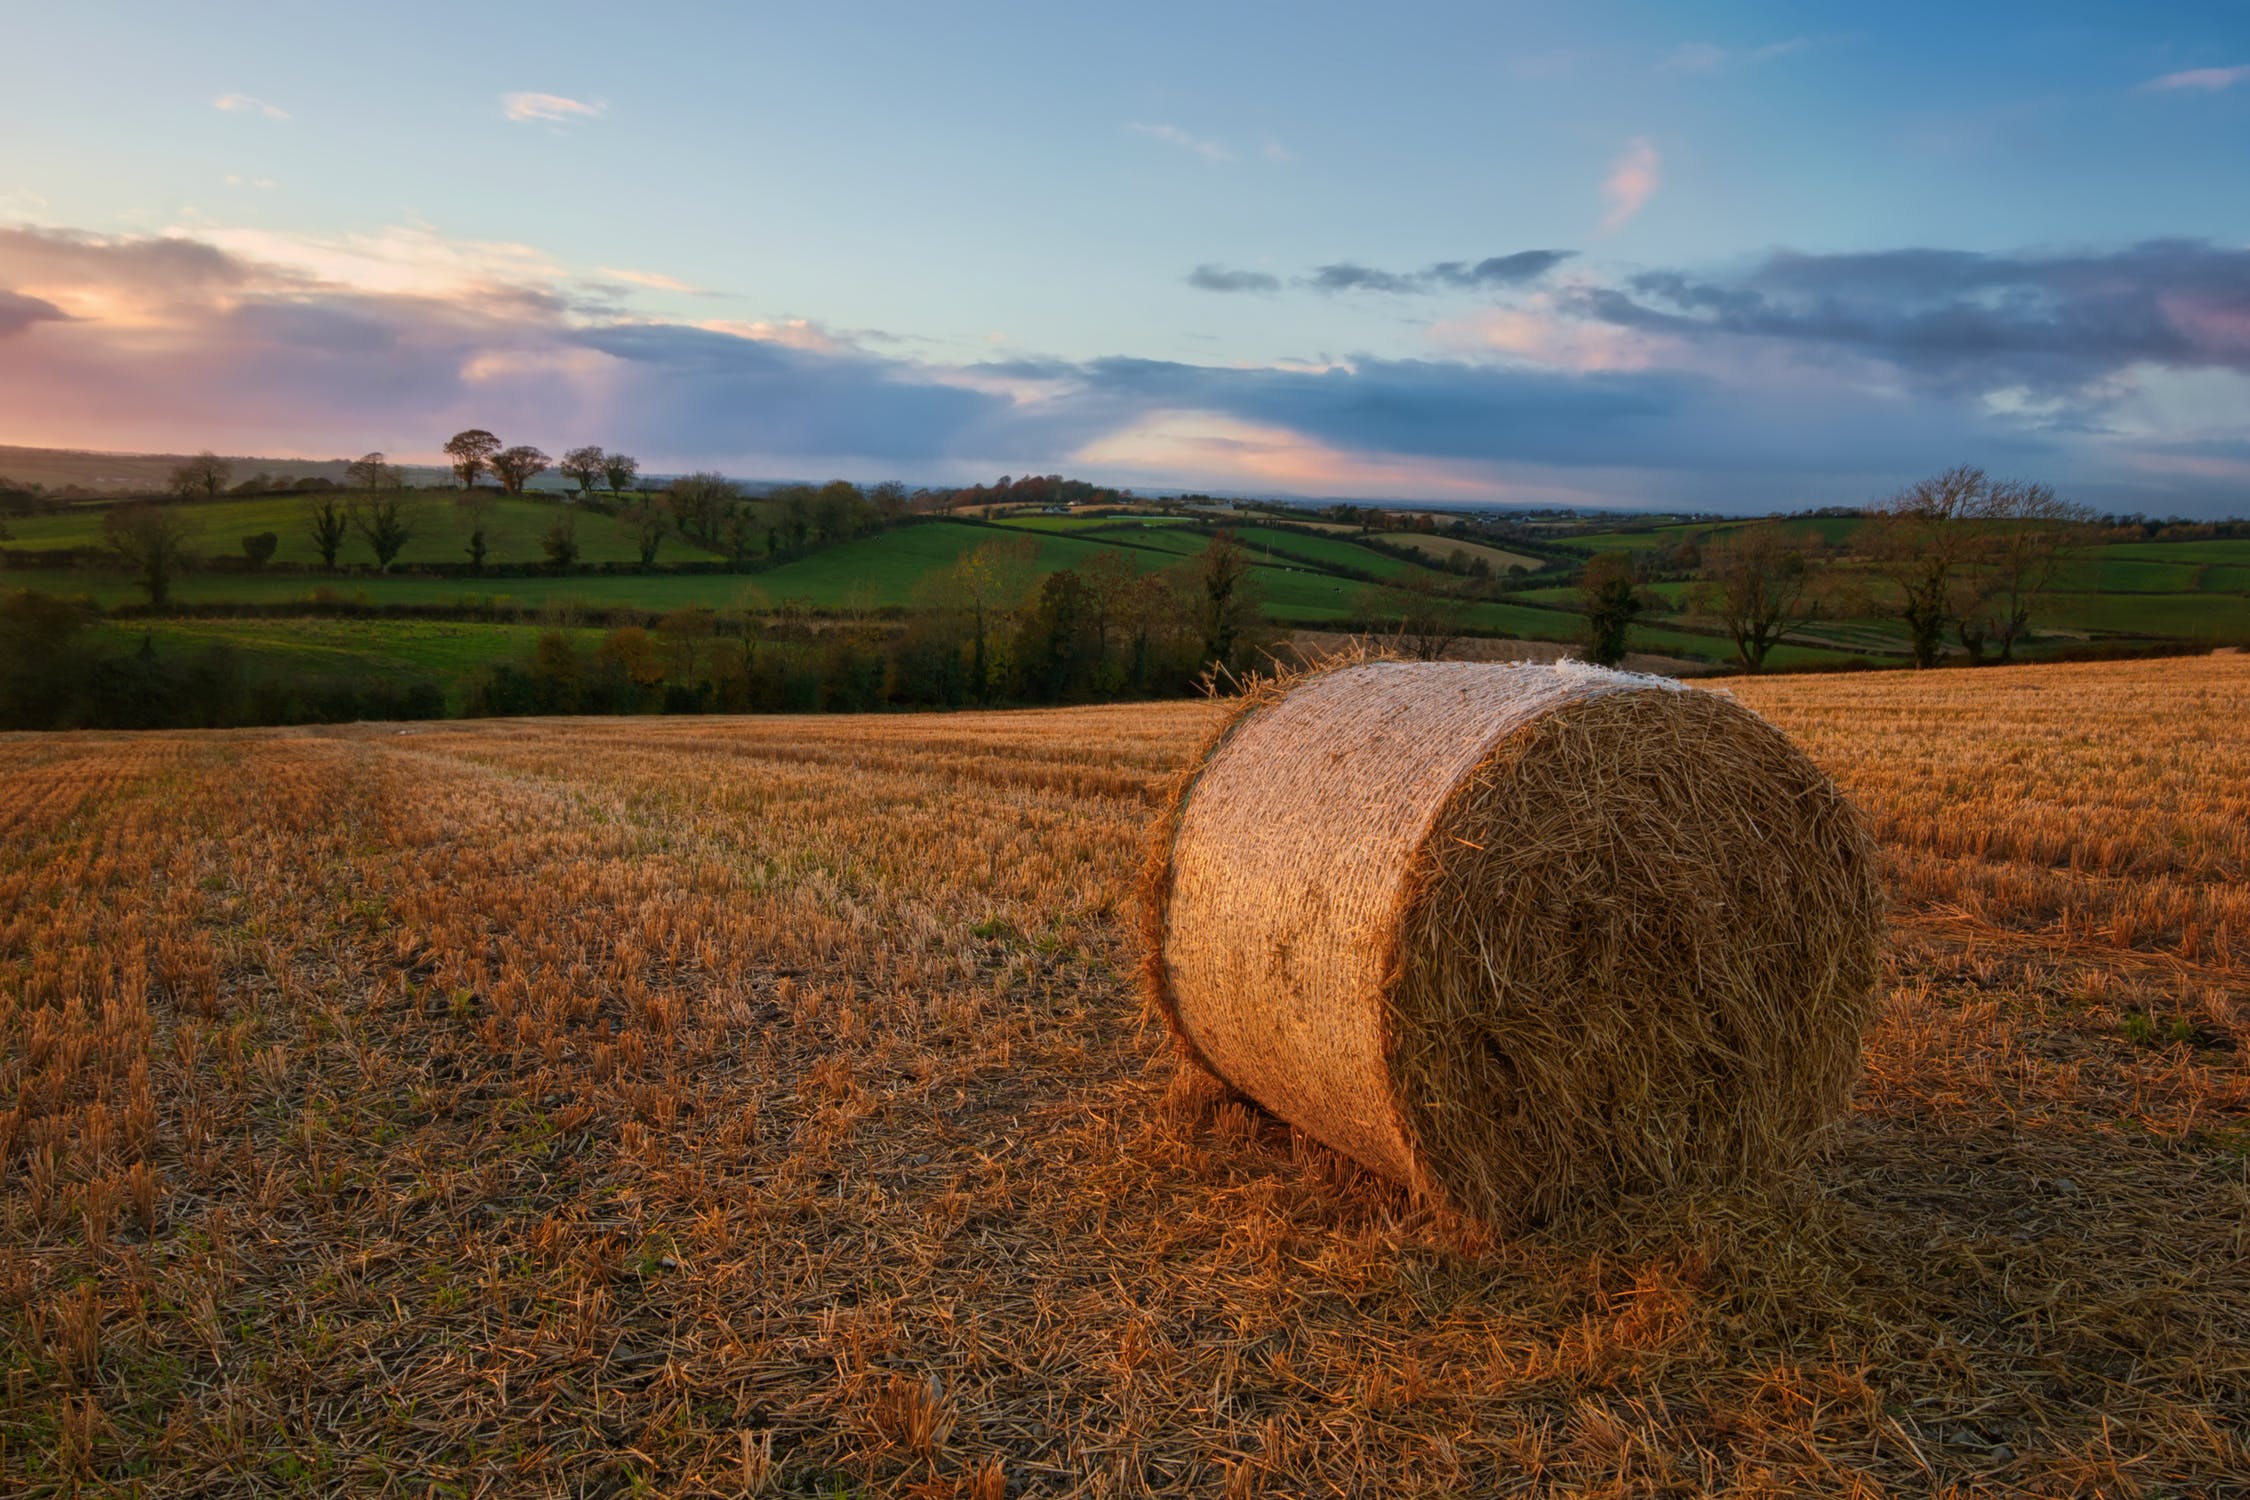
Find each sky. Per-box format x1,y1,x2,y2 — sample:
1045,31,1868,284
2,0,2247,514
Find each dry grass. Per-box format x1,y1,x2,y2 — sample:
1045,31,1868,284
2,655,2247,1496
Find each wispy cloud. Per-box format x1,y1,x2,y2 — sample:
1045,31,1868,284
1599,139,1660,233
2142,64,2250,93
1186,264,1279,294
1304,250,1575,296
223,175,279,190
599,266,704,294
1127,122,1232,162
502,92,606,124
213,93,288,121
1658,38,1812,73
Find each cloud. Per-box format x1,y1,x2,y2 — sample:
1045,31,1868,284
1127,122,1231,162
196,222,566,300
502,92,606,124
2142,64,2250,93
1658,38,1812,73
0,289,71,338
1302,250,1575,295
1600,139,1660,233
598,266,705,294
1186,264,1280,294
3,219,2244,515
213,93,288,120
1572,240,2250,395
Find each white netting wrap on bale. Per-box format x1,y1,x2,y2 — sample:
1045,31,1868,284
1142,659,1883,1228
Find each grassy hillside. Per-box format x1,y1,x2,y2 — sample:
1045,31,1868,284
9,492,2249,697
4,492,724,567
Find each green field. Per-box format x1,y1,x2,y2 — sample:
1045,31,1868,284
1371,532,1546,573
2031,590,2250,639
1,568,776,613
1554,516,1865,553
11,496,2249,704
3,493,725,568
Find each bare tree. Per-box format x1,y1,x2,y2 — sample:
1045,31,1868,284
166,451,230,500
1857,466,1989,668
443,429,501,491
1690,524,1823,670
559,445,606,496
1960,479,2092,661
350,495,415,571
103,503,198,605
490,446,551,496
601,451,640,495
1359,571,1472,660
304,495,350,571
345,451,400,492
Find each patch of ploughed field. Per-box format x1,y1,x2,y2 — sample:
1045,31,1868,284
2,654,2246,1496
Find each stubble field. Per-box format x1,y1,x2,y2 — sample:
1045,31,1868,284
2,655,2246,1496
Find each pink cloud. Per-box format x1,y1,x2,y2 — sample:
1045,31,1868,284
1599,138,1660,233
2142,65,2250,93
501,92,605,124
1126,122,1232,162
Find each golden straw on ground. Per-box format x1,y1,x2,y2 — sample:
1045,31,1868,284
1144,659,1884,1227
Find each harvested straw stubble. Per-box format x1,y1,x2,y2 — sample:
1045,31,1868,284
1143,659,1883,1228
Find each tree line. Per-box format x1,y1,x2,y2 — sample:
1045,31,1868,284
0,529,1275,730
472,531,1270,716
1573,466,2098,670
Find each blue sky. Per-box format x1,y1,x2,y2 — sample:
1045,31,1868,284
3,0,2246,512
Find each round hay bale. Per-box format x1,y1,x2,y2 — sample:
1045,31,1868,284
1142,659,1882,1227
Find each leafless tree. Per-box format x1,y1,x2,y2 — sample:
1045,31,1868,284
167,451,231,500
1691,524,1823,670
345,451,401,492
1856,466,1989,668
1359,571,1472,660
1960,479,2092,661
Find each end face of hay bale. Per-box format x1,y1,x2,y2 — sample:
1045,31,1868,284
1143,661,1882,1228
